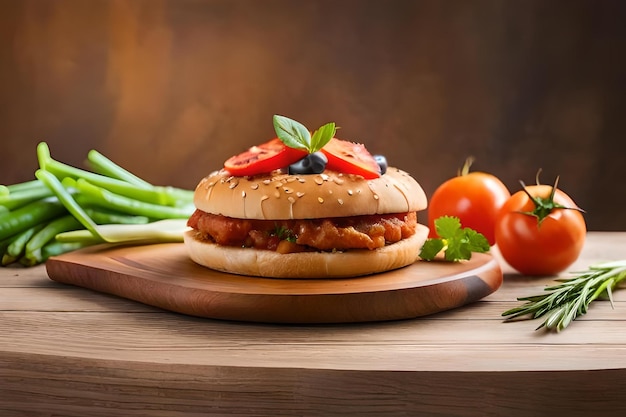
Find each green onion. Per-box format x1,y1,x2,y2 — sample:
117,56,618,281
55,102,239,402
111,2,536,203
7,223,47,258
35,169,104,241
0,182,53,210
84,208,150,225
0,197,66,241
1,142,196,267
24,215,83,263
6,179,41,194
55,219,189,244
86,149,153,187
71,178,194,220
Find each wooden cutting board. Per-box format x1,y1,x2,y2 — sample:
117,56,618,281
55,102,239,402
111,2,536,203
46,241,503,324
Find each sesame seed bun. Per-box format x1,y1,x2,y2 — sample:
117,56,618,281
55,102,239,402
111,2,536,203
192,167,427,220
184,168,429,278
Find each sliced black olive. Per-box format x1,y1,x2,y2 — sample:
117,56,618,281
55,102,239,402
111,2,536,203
288,151,328,174
373,154,388,175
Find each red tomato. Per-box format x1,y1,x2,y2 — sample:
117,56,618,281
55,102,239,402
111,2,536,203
224,138,307,176
495,184,586,276
321,138,381,179
427,163,510,245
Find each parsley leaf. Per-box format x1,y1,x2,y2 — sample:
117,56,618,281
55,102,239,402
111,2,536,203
419,216,490,262
273,115,335,153
419,238,445,260
271,224,296,242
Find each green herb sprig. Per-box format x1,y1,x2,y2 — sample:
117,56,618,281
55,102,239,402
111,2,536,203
502,260,626,332
419,216,490,262
273,115,336,153
271,224,296,243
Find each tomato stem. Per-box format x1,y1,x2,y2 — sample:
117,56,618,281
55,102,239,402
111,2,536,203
518,176,585,225
534,168,543,186
459,156,475,176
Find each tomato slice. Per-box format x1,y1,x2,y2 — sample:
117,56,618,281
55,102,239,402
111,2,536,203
321,138,381,179
224,138,308,176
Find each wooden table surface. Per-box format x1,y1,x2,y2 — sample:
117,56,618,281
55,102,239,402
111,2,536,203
2,231,626,416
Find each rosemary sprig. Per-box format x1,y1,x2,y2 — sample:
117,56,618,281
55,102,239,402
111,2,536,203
502,260,626,332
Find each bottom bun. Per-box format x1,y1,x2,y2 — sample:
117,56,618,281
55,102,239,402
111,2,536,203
184,224,429,279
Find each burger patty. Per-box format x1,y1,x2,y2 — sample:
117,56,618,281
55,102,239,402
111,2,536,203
187,210,417,252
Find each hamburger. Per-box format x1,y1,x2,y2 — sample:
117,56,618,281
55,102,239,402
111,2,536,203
184,116,428,278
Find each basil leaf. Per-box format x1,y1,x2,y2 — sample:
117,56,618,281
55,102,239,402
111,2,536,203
273,115,311,152
310,122,336,152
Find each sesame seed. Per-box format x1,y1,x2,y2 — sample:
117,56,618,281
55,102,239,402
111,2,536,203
250,183,259,190
318,197,324,203
283,187,293,194
229,181,239,189
314,177,324,185
288,196,295,204
338,198,344,205
241,191,246,198
347,190,353,196
263,179,271,185
296,192,305,198
373,194,379,200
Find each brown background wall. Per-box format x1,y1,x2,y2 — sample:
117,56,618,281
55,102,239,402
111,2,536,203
1,0,624,230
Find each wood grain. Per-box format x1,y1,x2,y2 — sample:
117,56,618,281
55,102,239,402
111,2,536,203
45,242,502,323
2,350,626,417
2,232,626,416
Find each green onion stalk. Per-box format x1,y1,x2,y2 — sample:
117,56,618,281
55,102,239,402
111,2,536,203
0,141,195,267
